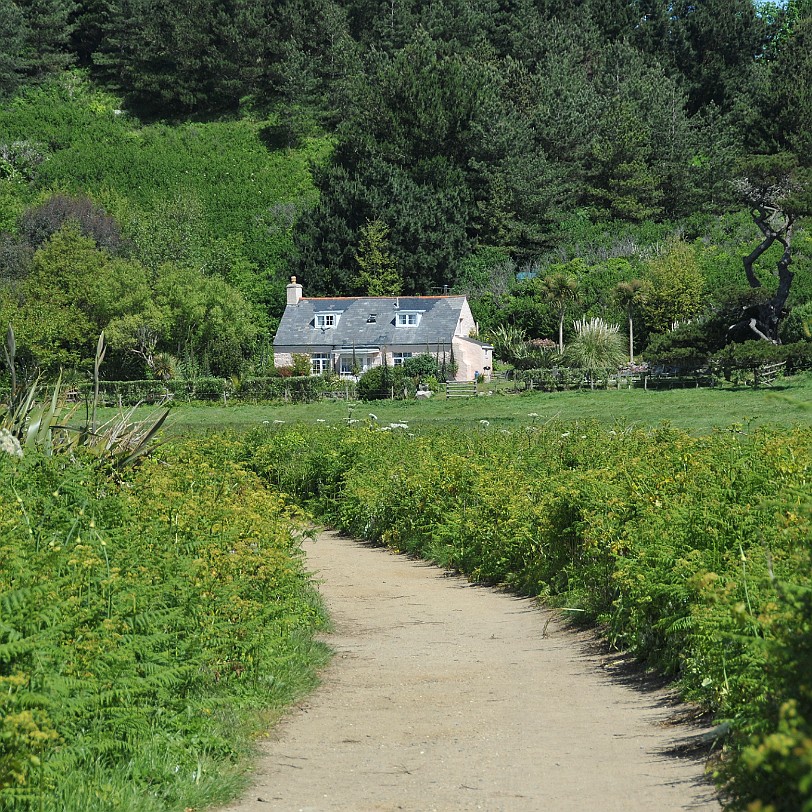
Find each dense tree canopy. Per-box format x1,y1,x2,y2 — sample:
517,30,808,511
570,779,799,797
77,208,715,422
0,0,810,376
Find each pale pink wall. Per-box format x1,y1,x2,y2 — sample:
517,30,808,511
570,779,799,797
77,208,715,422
452,337,493,381
456,299,477,338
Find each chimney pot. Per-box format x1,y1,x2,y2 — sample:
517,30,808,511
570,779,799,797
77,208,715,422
286,276,303,306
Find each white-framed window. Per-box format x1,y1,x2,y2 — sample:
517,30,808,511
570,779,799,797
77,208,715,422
315,312,340,328
393,352,413,366
396,312,420,327
311,353,331,374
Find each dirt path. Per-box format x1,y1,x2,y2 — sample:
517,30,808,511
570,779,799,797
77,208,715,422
219,532,721,812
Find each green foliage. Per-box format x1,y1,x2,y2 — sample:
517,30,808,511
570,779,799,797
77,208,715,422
291,354,312,377
781,300,812,343
0,436,328,810
236,375,337,403
641,240,706,333
400,353,439,380
539,270,580,353
565,317,626,379
490,323,557,369
353,218,401,296
1,328,169,467
0,75,327,283
356,364,407,400
643,322,719,370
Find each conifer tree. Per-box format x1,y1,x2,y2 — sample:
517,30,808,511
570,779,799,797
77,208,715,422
17,0,76,79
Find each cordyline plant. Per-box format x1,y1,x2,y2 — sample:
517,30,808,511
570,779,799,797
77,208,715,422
567,317,626,388
1,326,168,467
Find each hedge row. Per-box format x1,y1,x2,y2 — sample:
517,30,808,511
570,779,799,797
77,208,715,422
240,421,812,812
76,375,347,405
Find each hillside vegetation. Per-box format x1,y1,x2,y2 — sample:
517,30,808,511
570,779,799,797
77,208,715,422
0,0,811,380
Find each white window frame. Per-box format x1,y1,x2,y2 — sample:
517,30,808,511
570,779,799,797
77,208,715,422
393,352,413,366
396,312,421,327
315,312,340,328
311,353,331,375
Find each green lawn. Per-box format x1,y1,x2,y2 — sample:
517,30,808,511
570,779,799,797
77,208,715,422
97,372,812,437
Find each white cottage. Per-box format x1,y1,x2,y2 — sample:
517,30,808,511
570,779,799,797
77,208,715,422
273,278,493,381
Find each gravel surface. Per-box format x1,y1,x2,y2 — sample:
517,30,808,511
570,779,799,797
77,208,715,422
218,531,721,812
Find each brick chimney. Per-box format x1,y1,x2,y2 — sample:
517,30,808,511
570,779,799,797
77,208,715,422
286,275,303,305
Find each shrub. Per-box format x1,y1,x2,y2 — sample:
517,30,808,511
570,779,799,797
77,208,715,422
784,341,812,374
18,194,123,253
356,365,410,400
643,322,717,369
0,438,328,810
401,353,439,380
291,354,311,377
565,317,626,383
780,301,812,344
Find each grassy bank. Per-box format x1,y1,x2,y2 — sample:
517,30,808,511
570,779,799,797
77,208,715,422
0,437,329,811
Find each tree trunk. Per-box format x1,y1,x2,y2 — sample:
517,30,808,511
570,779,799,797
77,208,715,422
627,312,634,363
734,210,795,344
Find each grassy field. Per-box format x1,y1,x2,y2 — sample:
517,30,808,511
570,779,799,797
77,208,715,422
95,372,812,437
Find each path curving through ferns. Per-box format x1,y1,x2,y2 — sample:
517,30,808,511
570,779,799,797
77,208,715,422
218,531,720,812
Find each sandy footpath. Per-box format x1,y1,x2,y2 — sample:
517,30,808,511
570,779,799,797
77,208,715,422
219,531,721,812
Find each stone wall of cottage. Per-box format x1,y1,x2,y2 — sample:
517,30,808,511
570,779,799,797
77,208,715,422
273,351,294,368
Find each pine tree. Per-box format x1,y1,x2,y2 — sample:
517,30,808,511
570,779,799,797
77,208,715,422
0,0,26,95
18,0,77,79
353,219,402,296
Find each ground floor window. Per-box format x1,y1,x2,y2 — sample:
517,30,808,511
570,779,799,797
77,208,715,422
339,352,378,375
393,352,413,366
311,353,331,374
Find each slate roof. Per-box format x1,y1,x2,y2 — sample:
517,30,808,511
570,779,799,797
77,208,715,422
274,296,467,349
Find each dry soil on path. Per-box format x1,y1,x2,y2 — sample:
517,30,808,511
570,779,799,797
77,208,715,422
219,531,721,812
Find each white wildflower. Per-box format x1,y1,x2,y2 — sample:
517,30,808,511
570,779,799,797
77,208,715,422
0,429,22,458
561,432,571,438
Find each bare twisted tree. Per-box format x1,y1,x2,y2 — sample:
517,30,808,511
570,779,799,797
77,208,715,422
732,155,811,343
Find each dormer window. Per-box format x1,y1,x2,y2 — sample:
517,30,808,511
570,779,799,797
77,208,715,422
315,312,341,328
396,312,421,327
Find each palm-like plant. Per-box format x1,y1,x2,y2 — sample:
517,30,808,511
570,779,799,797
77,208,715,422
489,323,528,364
1,326,168,467
540,274,580,354
567,317,626,388
614,279,648,363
